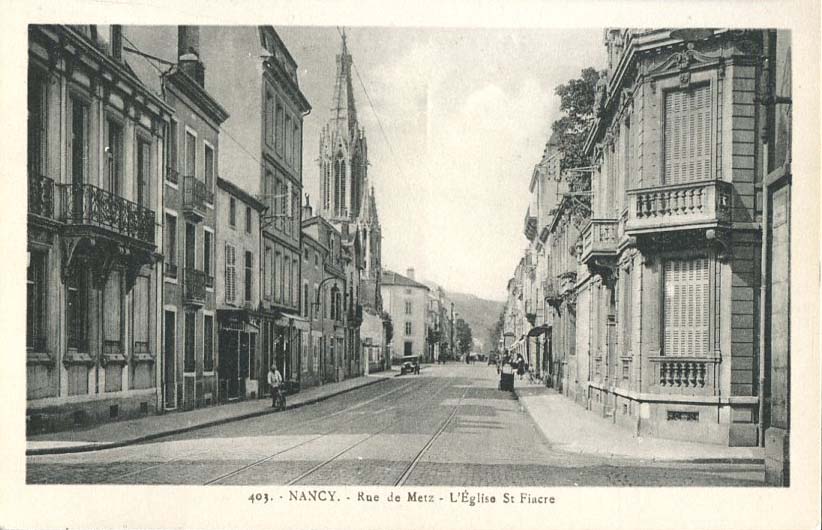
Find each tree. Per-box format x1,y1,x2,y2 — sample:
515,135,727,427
455,318,473,357
551,67,601,192
381,311,393,346
488,308,505,353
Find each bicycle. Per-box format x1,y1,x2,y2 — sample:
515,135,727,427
272,386,287,411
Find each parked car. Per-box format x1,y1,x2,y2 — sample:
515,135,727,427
400,355,420,375
488,353,498,365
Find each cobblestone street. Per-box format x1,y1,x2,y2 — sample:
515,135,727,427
27,365,764,486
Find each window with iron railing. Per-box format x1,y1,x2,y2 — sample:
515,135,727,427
26,250,47,352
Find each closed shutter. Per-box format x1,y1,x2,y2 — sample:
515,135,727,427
664,85,711,184
225,244,235,303
663,257,709,356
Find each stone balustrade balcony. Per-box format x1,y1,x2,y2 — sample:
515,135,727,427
649,355,721,396
579,218,619,265
626,179,732,236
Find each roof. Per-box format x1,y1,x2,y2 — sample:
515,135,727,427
381,270,430,291
217,177,267,211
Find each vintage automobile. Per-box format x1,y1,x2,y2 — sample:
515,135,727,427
399,355,420,375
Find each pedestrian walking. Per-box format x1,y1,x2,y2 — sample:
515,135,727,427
267,364,283,408
516,353,525,380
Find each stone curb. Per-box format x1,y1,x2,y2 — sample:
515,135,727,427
27,377,389,456
513,387,765,465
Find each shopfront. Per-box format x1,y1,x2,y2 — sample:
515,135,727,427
217,309,260,401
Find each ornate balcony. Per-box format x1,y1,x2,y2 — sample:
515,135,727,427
166,166,179,185
626,180,732,236
543,279,561,308
579,218,619,265
183,267,206,306
58,183,155,246
557,271,577,296
523,207,537,241
649,355,720,396
182,175,207,221
29,172,55,219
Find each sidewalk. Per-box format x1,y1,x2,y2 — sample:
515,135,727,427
27,372,393,456
514,381,764,464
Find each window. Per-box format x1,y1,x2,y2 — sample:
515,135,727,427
245,251,253,302
132,276,150,355
184,311,195,372
103,270,123,352
285,258,292,305
185,130,196,178
404,288,412,295
405,301,412,315
622,266,633,353
184,223,196,269
225,243,236,303
204,314,214,372
285,114,292,165
66,265,88,351
26,250,47,351
136,137,150,207
167,119,178,180
274,252,282,302
106,119,123,195
27,70,47,174
293,122,301,173
404,341,413,355
664,85,712,184
663,257,710,356
264,246,272,299
302,282,308,317
203,230,213,285
245,206,252,233
264,171,274,213
165,214,177,277
405,322,412,335
204,144,214,198
264,91,274,147
229,197,236,227
276,103,284,154
69,96,89,186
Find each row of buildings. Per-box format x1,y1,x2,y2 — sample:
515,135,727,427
501,29,791,485
25,25,391,432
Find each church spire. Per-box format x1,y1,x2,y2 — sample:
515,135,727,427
331,28,358,144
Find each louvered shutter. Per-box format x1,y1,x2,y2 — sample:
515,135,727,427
663,257,709,356
664,85,711,184
225,244,235,303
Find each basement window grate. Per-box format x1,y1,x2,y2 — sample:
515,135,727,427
667,410,699,422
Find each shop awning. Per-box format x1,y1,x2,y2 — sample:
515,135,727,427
275,312,311,332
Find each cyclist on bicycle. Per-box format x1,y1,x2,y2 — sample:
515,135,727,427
267,364,284,409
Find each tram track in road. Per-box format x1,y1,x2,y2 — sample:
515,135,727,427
280,378,471,487
203,378,439,486
95,379,418,485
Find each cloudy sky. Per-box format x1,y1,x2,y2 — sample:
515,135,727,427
275,27,605,301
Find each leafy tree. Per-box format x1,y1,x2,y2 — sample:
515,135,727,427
455,318,473,356
488,308,505,353
551,67,600,192
381,311,393,346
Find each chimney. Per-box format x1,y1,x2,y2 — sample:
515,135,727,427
406,268,415,281
178,26,205,87
302,194,313,219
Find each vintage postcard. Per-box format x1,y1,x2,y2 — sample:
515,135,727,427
1,1,820,529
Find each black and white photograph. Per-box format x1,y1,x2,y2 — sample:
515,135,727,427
2,2,821,529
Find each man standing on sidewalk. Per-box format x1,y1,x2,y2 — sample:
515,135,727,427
268,364,283,408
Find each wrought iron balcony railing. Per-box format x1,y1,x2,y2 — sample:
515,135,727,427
166,166,179,185
58,183,155,245
626,180,732,236
182,175,207,218
579,218,619,264
28,172,55,219
183,267,206,306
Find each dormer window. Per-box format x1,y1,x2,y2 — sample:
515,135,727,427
92,25,122,60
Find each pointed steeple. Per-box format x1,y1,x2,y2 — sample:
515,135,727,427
330,28,358,145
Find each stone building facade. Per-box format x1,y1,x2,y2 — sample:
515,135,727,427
382,269,430,362
26,25,172,432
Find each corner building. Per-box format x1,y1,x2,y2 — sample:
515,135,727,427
578,29,787,446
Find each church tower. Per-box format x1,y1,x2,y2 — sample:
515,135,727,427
318,31,382,308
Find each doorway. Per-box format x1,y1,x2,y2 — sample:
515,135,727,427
163,310,176,409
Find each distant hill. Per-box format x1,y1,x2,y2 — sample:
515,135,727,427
423,282,504,353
